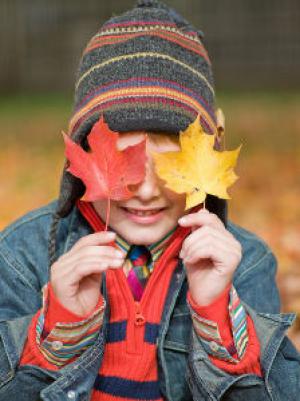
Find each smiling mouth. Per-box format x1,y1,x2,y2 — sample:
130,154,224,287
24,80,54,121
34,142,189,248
121,207,166,216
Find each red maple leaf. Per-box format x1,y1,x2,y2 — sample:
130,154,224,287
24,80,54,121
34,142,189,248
63,116,146,229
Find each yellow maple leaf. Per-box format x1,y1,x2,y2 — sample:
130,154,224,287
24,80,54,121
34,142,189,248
152,116,241,210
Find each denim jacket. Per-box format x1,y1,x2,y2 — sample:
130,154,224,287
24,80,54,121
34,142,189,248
0,201,299,401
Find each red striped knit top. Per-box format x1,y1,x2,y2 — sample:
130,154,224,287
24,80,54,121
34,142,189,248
83,202,191,400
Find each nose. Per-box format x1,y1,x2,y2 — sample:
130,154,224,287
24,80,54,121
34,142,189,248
129,158,161,201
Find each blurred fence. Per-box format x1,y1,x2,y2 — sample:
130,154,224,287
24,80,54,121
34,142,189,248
0,0,300,93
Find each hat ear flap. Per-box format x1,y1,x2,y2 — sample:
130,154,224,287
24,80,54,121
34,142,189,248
56,121,96,217
56,165,85,218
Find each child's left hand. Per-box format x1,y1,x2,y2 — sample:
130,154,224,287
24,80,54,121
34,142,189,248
178,208,242,306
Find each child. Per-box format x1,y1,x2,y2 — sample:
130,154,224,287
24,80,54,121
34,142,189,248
0,1,299,400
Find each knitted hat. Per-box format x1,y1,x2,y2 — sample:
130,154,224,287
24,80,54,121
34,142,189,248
56,0,222,219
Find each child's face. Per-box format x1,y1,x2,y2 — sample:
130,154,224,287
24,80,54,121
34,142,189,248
92,132,188,245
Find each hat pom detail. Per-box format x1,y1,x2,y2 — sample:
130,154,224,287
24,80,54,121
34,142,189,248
136,0,168,9
136,0,203,37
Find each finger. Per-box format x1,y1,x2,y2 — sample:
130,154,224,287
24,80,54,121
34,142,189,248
56,246,124,270
76,255,125,268
51,253,124,282
184,237,241,266
178,209,225,230
186,233,241,261
184,239,228,263
180,225,236,256
71,231,116,252
76,245,125,260
61,258,123,285
77,258,125,276
183,243,218,266
74,263,110,282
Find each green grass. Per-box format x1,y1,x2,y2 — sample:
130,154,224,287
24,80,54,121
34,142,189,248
0,93,72,117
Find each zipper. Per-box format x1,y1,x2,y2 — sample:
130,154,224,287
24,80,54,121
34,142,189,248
121,226,191,355
126,301,146,354
134,301,146,326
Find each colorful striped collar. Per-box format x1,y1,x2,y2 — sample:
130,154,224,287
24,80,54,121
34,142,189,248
114,226,177,266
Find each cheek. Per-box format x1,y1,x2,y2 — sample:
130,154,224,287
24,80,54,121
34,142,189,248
164,188,186,213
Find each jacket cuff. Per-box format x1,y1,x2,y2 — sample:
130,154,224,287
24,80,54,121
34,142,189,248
187,285,250,363
209,315,262,376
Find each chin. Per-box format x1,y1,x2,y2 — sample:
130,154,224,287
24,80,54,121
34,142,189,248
119,226,169,245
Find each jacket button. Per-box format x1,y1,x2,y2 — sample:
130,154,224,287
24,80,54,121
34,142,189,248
67,390,76,399
51,340,63,351
209,341,219,352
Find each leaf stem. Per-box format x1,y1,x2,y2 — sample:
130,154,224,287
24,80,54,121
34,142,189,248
105,198,111,231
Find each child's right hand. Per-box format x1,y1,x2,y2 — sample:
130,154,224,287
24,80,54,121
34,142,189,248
50,232,124,316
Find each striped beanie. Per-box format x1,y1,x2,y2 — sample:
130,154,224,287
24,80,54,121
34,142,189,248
56,0,219,218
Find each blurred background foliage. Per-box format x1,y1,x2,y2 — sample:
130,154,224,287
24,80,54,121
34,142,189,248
0,0,300,346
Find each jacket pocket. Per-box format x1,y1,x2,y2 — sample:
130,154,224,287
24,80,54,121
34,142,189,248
163,339,192,401
164,339,189,353
165,312,192,350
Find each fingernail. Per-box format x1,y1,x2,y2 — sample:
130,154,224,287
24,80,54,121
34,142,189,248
107,232,116,238
178,217,186,225
115,250,124,258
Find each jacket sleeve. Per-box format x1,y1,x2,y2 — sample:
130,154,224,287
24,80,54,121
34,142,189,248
187,227,300,401
0,243,61,401
0,206,106,401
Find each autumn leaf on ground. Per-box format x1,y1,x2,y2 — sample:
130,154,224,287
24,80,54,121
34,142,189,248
152,115,241,210
63,116,146,228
